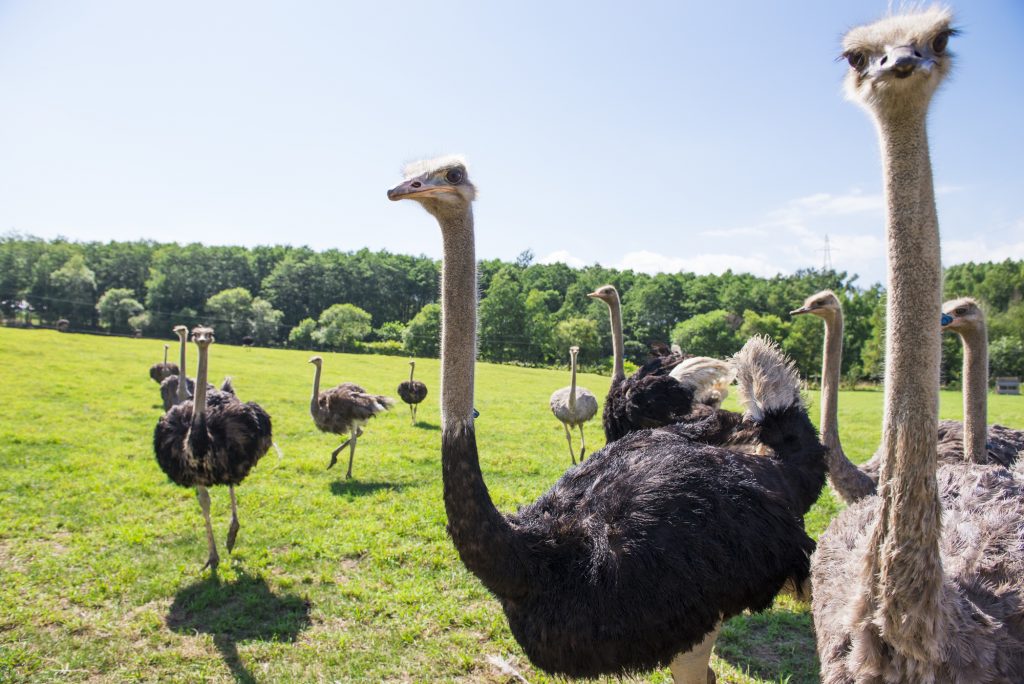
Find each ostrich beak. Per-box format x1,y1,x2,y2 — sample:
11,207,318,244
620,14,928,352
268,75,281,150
941,313,954,328
790,306,812,316
586,290,601,299
387,175,457,201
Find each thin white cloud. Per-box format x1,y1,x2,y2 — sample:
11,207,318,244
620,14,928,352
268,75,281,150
618,250,783,278
942,238,1024,266
538,249,586,268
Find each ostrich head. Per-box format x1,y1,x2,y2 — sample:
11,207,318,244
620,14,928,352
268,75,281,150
941,297,984,334
387,156,476,219
308,355,323,366
841,7,956,116
569,346,580,356
587,284,619,304
173,325,189,340
191,326,214,348
790,290,841,320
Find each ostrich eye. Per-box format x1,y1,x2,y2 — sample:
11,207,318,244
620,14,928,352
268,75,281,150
955,307,966,315
445,168,464,184
846,52,866,71
932,31,950,54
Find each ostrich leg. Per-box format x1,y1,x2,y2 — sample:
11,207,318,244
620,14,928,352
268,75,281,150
328,437,353,469
578,424,587,462
226,485,240,552
196,486,219,571
563,423,577,464
410,404,415,425
668,622,721,684
345,427,363,479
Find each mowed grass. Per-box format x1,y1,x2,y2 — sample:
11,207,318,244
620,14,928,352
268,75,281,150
0,329,1021,683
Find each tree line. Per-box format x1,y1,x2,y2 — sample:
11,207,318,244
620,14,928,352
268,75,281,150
2,234,1022,384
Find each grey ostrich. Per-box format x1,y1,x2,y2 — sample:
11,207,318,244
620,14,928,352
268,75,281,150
795,292,1023,505
389,156,827,683
588,285,737,444
549,346,599,464
150,344,180,384
308,355,395,478
812,10,1024,681
396,359,428,425
153,327,272,570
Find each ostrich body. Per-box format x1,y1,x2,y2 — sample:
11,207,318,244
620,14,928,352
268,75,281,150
389,157,827,682
153,327,272,570
149,344,179,384
548,346,599,463
797,292,1023,505
396,359,429,425
812,11,1024,681
308,356,395,478
589,285,738,444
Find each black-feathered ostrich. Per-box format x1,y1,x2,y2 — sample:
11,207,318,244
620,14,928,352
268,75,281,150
308,356,395,478
589,284,741,444
149,344,179,384
396,359,428,425
153,326,272,570
389,156,827,683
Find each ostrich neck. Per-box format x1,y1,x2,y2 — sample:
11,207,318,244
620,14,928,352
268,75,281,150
177,334,188,402
867,112,945,657
818,311,875,503
163,346,168,364
438,205,527,598
607,296,625,382
191,344,209,430
568,353,578,412
311,363,322,415
409,363,415,384
959,326,988,464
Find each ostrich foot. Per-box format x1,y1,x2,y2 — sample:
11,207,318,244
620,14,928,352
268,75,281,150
226,517,240,552
202,551,220,571
328,438,353,469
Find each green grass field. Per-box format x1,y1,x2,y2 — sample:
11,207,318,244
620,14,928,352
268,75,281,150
1,328,1021,683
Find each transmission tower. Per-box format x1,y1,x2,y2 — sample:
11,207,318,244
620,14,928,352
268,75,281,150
817,234,835,272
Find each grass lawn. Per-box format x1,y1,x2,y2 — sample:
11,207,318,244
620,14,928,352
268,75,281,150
1,328,1021,683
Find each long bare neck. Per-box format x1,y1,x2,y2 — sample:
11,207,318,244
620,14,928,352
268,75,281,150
568,353,578,412
867,110,945,659
163,346,168,364
177,334,188,402
607,295,625,383
409,362,415,383
310,363,322,414
191,344,209,430
959,326,988,463
438,205,527,598
818,310,876,503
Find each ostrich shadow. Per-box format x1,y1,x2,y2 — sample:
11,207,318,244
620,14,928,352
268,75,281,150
412,422,441,431
714,608,819,684
329,480,410,497
167,569,311,684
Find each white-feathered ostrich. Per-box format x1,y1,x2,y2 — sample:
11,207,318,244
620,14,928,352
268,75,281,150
389,156,827,683
588,285,738,444
812,10,1024,681
396,359,428,425
549,346,599,464
149,344,179,384
309,355,395,478
153,326,272,570
794,291,1023,505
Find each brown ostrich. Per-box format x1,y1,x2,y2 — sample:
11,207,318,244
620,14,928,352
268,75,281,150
396,359,428,425
153,326,272,570
308,355,395,478
389,156,826,683
149,343,180,384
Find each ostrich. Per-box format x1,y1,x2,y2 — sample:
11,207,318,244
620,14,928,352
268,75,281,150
812,10,1024,681
794,292,1022,505
56,318,70,332
308,356,395,478
153,326,272,570
588,285,737,443
548,346,599,463
396,359,428,425
159,325,224,411
389,156,827,683
149,343,180,384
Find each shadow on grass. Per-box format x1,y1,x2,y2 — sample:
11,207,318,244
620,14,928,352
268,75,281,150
329,480,409,497
167,569,311,684
715,608,819,684
412,422,441,431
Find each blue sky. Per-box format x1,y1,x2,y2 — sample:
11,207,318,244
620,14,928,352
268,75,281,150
1,1,1021,287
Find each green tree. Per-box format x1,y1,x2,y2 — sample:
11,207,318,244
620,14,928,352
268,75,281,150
374,321,407,342
96,288,145,333
403,303,441,357
49,254,97,324
551,317,602,365
671,309,741,358
990,336,1024,379
288,317,317,350
859,293,887,381
478,268,528,362
205,287,255,343
313,303,372,351
250,297,284,344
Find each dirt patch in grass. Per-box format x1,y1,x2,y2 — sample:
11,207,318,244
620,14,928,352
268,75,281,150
716,610,819,684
